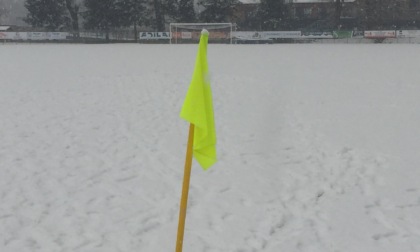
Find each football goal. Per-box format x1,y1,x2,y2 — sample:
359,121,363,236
169,23,234,44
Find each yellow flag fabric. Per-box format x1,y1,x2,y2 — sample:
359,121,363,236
180,30,217,170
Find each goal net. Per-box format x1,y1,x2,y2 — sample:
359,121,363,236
169,23,234,44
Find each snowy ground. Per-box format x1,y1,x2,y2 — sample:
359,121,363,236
1,43,420,252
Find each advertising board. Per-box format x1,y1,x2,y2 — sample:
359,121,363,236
333,31,353,39
233,31,301,40
0,32,28,40
301,32,334,39
27,32,48,40
396,30,420,38
47,32,68,40
181,32,192,39
364,30,396,39
139,32,171,39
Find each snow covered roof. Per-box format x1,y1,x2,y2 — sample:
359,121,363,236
239,0,260,4
288,0,355,3
239,0,356,3
0,26,11,31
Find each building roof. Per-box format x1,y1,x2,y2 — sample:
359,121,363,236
239,0,356,3
0,26,11,31
287,0,355,3
239,0,260,4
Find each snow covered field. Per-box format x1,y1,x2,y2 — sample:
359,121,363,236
1,43,420,252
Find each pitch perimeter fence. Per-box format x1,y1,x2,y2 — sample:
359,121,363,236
1,30,420,44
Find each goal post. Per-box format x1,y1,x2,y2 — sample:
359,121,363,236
169,23,234,44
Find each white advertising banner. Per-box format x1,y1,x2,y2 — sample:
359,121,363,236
139,32,171,39
396,30,420,38
47,32,68,40
0,32,68,41
79,32,106,39
11,32,28,40
364,30,396,39
233,31,267,40
0,32,28,40
301,32,334,39
27,32,48,40
263,31,301,39
233,31,301,40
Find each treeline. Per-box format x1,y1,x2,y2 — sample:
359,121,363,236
23,0,420,40
23,0,316,37
24,0,241,40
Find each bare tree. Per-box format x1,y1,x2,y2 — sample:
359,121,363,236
65,0,80,37
153,0,165,31
358,0,405,29
334,0,343,29
24,0,70,31
0,1,7,23
116,0,147,42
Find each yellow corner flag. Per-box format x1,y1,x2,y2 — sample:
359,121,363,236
180,29,217,170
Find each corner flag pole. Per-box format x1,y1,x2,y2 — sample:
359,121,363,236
176,29,216,251
175,123,195,252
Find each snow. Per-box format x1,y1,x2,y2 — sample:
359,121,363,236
1,43,420,252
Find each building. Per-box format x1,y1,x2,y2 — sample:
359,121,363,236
0,25,12,31
233,0,260,30
233,0,359,30
285,0,420,30
284,0,358,30
356,0,420,29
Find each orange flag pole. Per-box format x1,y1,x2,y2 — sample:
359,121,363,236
175,123,195,252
